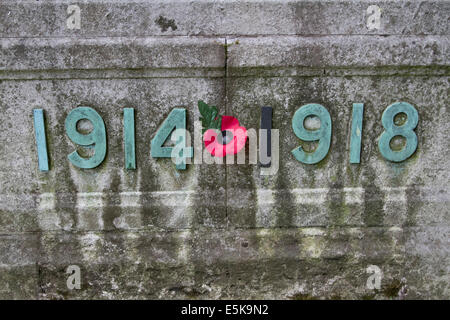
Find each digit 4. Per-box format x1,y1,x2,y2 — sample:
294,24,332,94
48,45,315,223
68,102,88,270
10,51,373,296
151,108,193,170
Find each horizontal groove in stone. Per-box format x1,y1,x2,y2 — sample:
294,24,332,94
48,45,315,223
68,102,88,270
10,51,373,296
0,36,447,78
227,35,449,69
1,66,448,81
226,66,450,77
0,1,448,37
1,226,448,267
0,187,447,211
0,68,226,80
0,37,226,71
0,187,447,232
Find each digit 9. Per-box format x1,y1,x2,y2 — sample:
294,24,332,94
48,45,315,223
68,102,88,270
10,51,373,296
291,103,332,164
64,107,107,169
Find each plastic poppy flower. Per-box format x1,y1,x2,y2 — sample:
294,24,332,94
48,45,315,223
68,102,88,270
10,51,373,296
204,115,247,157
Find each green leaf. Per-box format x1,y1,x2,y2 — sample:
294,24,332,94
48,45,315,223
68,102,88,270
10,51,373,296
198,100,222,133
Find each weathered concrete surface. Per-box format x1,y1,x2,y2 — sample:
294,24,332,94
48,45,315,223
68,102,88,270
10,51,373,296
1,0,449,36
0,1,449,299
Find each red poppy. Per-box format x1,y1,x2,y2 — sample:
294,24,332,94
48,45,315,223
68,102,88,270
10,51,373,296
204,115,247,157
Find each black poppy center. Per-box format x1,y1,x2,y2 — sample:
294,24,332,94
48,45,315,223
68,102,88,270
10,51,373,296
218,130,233,145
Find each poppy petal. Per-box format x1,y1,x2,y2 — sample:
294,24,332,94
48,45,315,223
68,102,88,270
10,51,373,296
221,115,240,131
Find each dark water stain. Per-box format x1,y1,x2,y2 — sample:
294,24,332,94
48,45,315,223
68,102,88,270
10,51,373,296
139,177,164,229
288,78,326,189
273,173,296,227
102,171,122,230
35,83,86,296
289,292,318,300
187,83,227,229
362,166,385,227
155,16,177,32
228,138,259,228
405,184,421,227
52,94,79,230
134,99,165,228
325,99,346,227
383,278,403,298
13,44,27,59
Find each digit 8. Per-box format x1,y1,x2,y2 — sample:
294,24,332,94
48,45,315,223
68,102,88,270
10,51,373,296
378,102,418,162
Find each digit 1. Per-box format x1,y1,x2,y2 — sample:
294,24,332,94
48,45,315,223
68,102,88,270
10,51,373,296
260,106,272,167
123,108,136,170
349,103,364,164
33,109,49,172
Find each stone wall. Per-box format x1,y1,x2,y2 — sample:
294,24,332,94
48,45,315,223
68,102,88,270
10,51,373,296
0,0,448,299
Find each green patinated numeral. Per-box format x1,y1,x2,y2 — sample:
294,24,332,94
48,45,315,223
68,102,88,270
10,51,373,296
350,103,364,164
65,107,107,169
123,108,136,170
291,104,332,164
378,102,418,162
33,109,49,172
151,108,192,170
